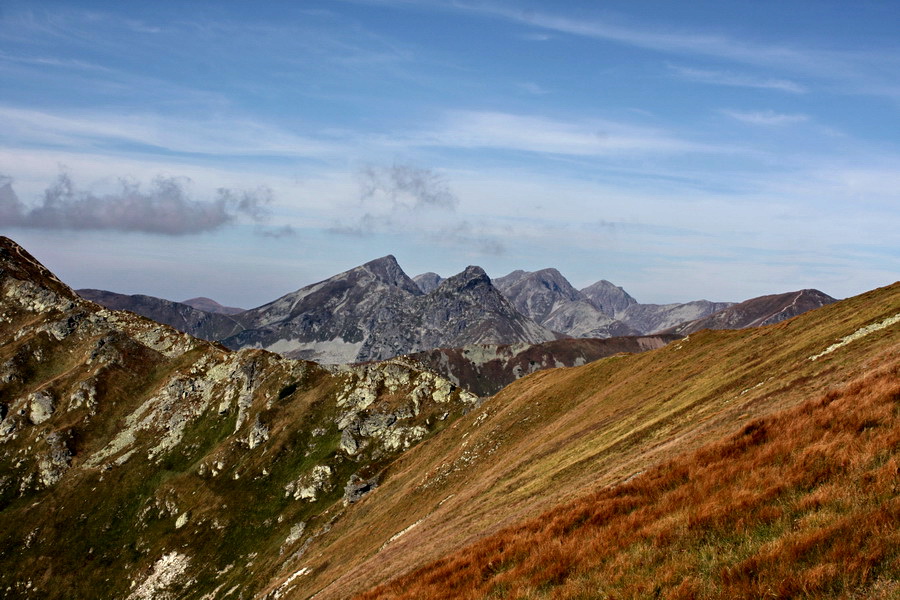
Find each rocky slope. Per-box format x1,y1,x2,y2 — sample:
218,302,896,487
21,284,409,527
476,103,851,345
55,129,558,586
77,288,247,341
617,298,734,334
494,269,638,338
405,335,679,397
2,235,897,600
579,279,638,316
222,258,558,364
412,272,443,293
309,281,899,599
661,288,837,336
181,297,245,315
0,236,479,600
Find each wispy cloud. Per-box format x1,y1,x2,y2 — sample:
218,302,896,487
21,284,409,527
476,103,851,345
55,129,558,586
0,173,275,235
517,81,550,95
330,164,458,236
722,110,809,126
668,64,806,93
359,164,458,211
0,106,338,159
414,111,713,156
454,3,899,101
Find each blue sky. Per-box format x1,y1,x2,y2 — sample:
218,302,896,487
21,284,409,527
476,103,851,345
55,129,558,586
1,0,898,307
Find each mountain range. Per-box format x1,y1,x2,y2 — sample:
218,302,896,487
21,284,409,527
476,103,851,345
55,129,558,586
1,235,896,599
76,257,835,375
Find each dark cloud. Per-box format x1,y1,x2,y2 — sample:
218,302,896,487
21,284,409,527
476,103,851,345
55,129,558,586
328,164,503,255
0,173,276,235
441,220,506,256
331,164,457,237
359,164,457,211
257,224,298,238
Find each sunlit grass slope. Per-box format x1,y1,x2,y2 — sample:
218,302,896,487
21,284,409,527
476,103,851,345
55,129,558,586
289,283,899,598
359,350,899,599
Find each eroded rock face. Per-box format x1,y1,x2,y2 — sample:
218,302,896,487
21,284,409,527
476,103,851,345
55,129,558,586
0,235,484,600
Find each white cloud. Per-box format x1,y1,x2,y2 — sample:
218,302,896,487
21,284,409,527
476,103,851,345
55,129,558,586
412,111,714,156
0,106,339,159
722,110,809,126
667,64,806,93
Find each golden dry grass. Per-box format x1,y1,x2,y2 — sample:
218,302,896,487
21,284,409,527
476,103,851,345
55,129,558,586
358,353,900,599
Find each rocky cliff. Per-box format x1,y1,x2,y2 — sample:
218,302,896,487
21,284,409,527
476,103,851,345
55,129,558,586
222,259,558,364
494,269,638,338
0,236,479,600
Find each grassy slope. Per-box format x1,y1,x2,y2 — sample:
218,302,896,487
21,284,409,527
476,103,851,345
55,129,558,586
360,345,899,599
285,283,899,599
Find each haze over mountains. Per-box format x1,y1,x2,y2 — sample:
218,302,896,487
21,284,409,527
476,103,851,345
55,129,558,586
76,255,835,371
2,235,895,599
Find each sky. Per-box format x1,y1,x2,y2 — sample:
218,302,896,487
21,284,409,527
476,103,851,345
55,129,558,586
1,0,898,308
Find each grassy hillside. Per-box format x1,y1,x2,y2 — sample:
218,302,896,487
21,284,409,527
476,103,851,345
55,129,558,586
359,347,899,599
283,283,899,599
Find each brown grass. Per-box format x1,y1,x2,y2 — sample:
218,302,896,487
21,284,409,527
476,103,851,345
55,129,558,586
357,355,900,599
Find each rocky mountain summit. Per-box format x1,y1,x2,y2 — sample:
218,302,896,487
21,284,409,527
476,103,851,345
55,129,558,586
180,296,245,315
661,289,837,336
0,236,479,599
219,257,558,364
1,235,895,600
412,272,443,293
78,255,838,371
580,279,638,316
77,288,246,341
494,268,733,336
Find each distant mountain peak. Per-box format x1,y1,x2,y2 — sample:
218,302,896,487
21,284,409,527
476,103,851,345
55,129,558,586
412,272,443,293
438,265,491,292
358,254,421,295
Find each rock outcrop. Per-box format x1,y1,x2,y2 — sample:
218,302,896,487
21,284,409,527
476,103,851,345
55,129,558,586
221,258,558,364
495,269,638,338
660,289,837,336
0,236,479,600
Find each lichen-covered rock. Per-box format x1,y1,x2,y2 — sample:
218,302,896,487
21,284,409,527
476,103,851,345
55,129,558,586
38,431,71,487
28,391,55,425
248,416,270,449
343,473,378,505
285,465,334,502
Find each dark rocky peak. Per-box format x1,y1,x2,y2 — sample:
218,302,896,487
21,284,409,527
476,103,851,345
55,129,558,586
434,265,492,294
660,289,837,336
580,279,639,316
413,272,444,293
359,255,422,295
182,297,245,315
493,269,528,289
0,236,76,300
521,268,581,298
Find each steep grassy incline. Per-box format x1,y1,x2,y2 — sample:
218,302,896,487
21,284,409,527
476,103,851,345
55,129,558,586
360,347,899,599
0,237,479,600
283,283,899,599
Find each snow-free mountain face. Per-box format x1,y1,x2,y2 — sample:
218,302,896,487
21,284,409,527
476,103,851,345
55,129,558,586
0,236,479,600
579,279,638,317
181,296,245,315
220,257,558,364
617,300,735,334
77,288,247,341
412,272,443,293
661,289,837,336
494,269,639,338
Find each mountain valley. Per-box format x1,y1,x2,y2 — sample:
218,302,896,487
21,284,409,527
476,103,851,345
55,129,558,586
1,235,896,599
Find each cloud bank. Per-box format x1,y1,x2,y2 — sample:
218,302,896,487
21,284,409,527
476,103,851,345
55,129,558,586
0,173,274,235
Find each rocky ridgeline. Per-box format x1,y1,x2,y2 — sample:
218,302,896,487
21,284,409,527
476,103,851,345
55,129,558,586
0,237,478,600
